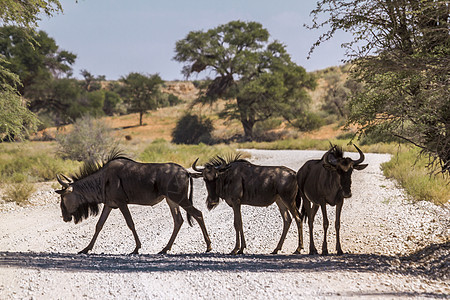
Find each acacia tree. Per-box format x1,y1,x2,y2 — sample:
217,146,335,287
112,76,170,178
308,0,449,173
174,20,316,140
120,72,163,126
0,0,62,140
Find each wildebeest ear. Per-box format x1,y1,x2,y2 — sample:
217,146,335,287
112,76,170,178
354,164,368,170
190,173,203,178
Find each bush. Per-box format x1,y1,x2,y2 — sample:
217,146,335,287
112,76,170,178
290,111,325,132
171,113,214,144
3,182,36,205
159,93,182,107
56,115,120,161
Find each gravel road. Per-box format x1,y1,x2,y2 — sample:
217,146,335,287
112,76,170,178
0,149,449,299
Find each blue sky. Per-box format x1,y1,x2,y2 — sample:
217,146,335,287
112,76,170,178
37,0,350,80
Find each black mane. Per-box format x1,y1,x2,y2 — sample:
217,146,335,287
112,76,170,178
205,153,249,168
329,144,344,159
71,149,131,182
72,202,100,224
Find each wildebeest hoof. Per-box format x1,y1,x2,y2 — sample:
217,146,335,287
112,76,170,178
309,249,318,255
205,245,212,253
337,250,344,255
293,249,302,254
271,249,279,255
321,250,329,256
229,250,239,255
158,249,169,255
78,248,90,254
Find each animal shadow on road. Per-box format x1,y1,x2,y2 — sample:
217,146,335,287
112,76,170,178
0,242,447,280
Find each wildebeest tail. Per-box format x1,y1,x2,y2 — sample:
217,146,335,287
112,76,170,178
301,200,307,223
296,187,306,223
186,175,194,227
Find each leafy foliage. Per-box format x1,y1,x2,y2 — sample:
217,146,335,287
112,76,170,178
0,90,38,140
174,20,316,140
308,0,450,173
0,26,76,96
0,0,62,141
0,0,61,29
171,113,214,144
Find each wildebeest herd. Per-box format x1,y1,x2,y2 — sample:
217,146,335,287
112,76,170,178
55,144,367,256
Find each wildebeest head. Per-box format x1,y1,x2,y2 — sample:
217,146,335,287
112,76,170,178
322,144,368,198
55,173,99,224
191,156,230,210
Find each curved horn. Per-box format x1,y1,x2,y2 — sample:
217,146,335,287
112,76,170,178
57,174,70,188
192,158,204,172
60,173,73,183
352,144,365,165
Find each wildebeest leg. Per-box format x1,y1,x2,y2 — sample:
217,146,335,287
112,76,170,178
305,200,319,255
335,199,344,255
159,200,184,254
272,200,292,254
231,203,245,255
79,205,112,254
182,205,212,253
320,203,329,255
284,200,304,254
117,203,141,255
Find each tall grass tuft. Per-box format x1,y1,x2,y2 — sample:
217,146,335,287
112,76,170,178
0,142,80,184
139,139,245,167
382,148,450,206
3,182,36,205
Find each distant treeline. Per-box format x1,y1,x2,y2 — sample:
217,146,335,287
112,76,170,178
0,26,181,130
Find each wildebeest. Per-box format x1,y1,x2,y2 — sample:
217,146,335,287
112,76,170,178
191,155,303,255
297,144,367,255
55,151,211,254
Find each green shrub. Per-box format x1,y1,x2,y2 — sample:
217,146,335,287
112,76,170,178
290,111,325,132
171,113,214,144
3,182,36,205
56,115,120,161
159,93,182,107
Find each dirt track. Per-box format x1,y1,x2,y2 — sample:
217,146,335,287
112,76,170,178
0,149,449,299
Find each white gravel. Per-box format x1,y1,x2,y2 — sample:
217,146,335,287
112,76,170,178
0,149,449,299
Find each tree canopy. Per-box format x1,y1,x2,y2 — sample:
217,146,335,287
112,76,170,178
308,0,449,173
120,72,164,126
174,20,316,140
0,0,62,140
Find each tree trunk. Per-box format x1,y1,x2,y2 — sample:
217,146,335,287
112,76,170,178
241,118,254,141
139,111,143,126
237,96,255,141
